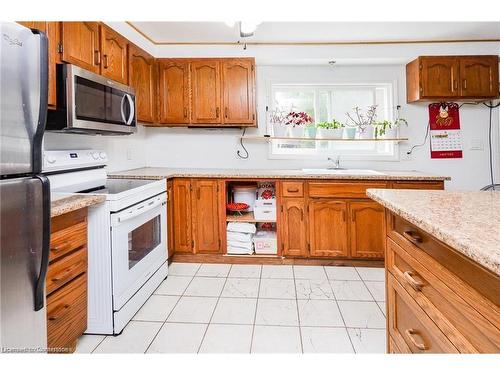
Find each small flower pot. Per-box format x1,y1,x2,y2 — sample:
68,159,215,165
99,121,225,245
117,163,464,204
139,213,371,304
272,123,287,138
344,127,356,139
304,126,317,138
317,128,342,139
288,126,304,138
381,127,398,139
358,125,375,139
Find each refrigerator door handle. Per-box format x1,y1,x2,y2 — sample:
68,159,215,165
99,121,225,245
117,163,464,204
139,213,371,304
30,28,48,174
34,175,50,311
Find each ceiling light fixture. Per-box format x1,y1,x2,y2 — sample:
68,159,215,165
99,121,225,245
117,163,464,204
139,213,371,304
240,21,259,38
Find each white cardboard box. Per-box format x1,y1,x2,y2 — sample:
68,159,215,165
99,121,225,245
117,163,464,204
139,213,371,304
253,231,277,254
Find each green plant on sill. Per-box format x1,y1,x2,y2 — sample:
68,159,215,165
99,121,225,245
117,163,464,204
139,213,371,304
374,118,408,137
316,120,344,129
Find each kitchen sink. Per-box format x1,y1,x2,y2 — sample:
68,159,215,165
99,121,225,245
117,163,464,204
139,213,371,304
301,168,385,175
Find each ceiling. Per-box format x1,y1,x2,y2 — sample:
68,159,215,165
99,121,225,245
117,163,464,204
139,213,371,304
129,22,500,44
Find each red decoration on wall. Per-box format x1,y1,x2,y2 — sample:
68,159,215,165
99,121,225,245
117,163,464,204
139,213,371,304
428,103,463,159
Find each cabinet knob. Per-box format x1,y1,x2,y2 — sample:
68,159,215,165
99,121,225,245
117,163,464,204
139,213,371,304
184,107,188,118
94,50,101,65
216,107,220,118
463,79,467,90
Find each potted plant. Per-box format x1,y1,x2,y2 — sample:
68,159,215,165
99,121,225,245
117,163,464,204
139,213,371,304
374,118,408,139
304,123,317,138
285,111,313,138
317,120,344,139
346,105,378,139
269,110,287,137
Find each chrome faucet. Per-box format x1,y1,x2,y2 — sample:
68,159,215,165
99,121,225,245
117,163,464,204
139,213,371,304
327,156,343,170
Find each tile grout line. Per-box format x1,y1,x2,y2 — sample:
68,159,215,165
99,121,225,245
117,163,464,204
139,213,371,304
354,267,387,317
291,266,304,354
143,271,197,354
323,265,357,354
196,264,232,353
248,265,263,354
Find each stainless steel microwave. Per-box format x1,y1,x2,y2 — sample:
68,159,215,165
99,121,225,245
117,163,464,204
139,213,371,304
47,64,136,135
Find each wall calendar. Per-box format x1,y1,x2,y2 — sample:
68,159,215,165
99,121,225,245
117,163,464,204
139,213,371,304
429,103,463,159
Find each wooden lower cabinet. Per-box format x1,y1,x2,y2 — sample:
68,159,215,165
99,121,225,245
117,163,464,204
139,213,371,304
48,208,88,353
308,200,348,257
385,211,500,353
191,179,221,253
348,201,385,258
171,178,222,254
281,199,308,257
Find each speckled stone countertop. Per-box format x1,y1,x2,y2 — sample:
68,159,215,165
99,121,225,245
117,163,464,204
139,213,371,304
108,167,450,181
51,193,106,218
367,189,500,275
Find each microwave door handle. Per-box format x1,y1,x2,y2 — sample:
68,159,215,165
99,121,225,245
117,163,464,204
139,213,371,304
120,94,127,124
126,94,135,125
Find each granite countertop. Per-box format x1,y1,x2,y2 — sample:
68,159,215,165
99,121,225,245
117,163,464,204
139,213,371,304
108,167,450,181
367,189,500,275
51,193,106,218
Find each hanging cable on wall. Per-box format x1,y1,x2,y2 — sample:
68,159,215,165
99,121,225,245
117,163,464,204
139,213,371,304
481,100,500,191
237,127,249,159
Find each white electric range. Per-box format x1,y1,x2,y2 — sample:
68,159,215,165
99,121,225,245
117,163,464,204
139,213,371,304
44,150,168,334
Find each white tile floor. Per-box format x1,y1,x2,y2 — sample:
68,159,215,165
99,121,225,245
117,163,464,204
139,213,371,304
77,263,386,354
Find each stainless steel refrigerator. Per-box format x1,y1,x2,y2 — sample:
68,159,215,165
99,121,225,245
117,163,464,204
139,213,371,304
0,22,50,353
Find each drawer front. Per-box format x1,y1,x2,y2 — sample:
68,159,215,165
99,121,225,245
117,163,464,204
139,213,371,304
387,238,500,353
389,335,409,353
47,273,87,350
281,181,304,197
387,273,459,353
50,221,87,262
47,247,87,295
388,214,500,307
391,181,444,190
308,181,388,199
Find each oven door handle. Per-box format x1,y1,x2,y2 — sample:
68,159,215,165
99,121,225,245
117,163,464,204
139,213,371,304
117,198,166,223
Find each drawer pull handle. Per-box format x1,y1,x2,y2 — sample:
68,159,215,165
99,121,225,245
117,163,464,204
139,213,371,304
403,230,423,245
404,329,428,351
48,304,70,321
287,188,299,193
403,271,424,291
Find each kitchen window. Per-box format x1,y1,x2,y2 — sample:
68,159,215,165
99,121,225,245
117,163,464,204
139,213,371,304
269,83,397,160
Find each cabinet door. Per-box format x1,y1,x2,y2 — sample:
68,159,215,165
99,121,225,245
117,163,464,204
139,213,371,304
17,21,59,108
192,179,221,253
309,200,348,257
222,59,255,125
349,201,385,259
158,60,190,124
281,199,308,257
61,22,101,73
191,60,221,124
100,25,128,84
167,180,174,259
460,56,499,98
172,179,192,253
421,57,459,98
129,45,156,123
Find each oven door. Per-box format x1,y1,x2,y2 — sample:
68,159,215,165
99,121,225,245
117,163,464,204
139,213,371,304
110,193,167,310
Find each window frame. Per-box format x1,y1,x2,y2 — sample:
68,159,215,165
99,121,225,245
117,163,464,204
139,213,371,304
266,80,400,162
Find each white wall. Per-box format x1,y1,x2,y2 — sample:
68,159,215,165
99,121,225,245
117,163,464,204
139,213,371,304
145,64,500,190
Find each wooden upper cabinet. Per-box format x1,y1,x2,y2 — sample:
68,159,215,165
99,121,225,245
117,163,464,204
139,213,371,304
129,44,156,123
172,179,192,253
100,25,128,84
191,179,221,253
421,57,459,99
60,22,101,74
309,200,348,257
191,60,222,124
222,59,255,125
348,201,385,259
17,21,59,108
158,59,190,124
281,199,308,257
460,56,499,98
407,55,499,102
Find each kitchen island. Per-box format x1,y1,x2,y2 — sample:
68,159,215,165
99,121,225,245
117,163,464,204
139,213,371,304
367,189,500,353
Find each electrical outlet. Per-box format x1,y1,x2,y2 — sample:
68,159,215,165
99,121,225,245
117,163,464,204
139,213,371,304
126,147,133,160
469,139,484,151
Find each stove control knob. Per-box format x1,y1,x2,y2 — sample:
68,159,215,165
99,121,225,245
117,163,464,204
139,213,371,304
91,152,99,160
45,155,56,164
99,152,106,160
